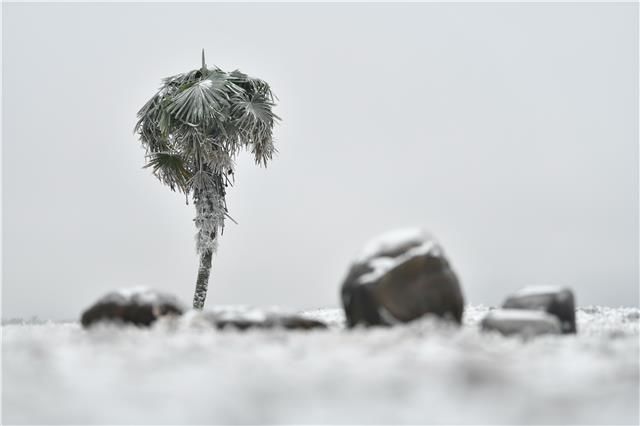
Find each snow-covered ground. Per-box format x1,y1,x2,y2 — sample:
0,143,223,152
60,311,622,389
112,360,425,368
2,306,639,424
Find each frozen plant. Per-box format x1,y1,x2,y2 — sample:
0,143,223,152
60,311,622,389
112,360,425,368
134,50,279,309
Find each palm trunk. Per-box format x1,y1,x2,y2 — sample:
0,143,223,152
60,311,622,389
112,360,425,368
193,249,213,309
192,171,224,310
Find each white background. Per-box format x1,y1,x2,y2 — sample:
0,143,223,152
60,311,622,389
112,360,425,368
3,3,638,319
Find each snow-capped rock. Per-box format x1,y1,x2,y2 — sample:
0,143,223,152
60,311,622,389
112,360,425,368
503,285,577,333
80,287,185,327
340,228,464,327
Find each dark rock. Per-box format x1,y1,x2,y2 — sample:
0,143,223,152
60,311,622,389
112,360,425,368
81,287,185,327
215,315,327,331
502,286,576,333
481,309,562,337
189,307,328,330
340,228,464,327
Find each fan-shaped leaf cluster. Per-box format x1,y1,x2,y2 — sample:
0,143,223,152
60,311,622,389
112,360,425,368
135,65,279,195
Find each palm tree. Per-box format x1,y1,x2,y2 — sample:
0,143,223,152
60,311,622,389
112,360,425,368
134,50,279,309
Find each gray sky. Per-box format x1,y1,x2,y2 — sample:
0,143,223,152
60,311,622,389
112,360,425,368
2,2,638,319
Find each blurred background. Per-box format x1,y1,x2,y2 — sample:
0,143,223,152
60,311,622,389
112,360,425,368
3,2,638,319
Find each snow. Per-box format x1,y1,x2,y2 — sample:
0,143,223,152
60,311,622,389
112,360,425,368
481,308,557,322
511,285,567,296
357,228,434,262
2,306,639,424
97,286,183,307
355,228,443,285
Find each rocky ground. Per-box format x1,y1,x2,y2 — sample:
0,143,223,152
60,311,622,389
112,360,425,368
2,305,639,425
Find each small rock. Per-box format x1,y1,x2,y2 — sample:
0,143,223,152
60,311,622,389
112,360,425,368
216,315,327,331
625,310,640,321
81,287,185,327
503,286,577,333
481,309,562,337
185,307,328,331
340,228,465,327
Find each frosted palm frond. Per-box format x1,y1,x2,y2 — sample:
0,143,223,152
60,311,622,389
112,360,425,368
188,170,217,193
228,70,276,101
251,138,277,167
230,94,279,166
167,80,227,126
172,127,208,161
162,69,203,88
134,56,279,254
206,150,234,175
135,95,161,130
232,95,278,130
144,152,190,193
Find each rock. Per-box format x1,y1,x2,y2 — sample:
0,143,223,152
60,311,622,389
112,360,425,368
81,287,185,327
185,307,328,330
215,315,327,331
481,309,562,337
340,228,465,327
502,286,577,333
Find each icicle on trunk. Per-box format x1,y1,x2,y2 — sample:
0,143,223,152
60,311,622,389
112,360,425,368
193,248,213,309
